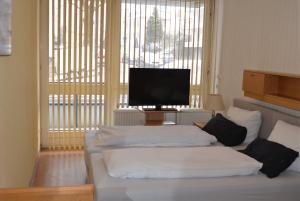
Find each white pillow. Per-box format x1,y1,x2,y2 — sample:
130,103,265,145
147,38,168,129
96,125,217,147
268,120,300,172
227,106,262,144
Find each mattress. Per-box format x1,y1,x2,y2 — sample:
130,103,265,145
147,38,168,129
84,130,247,167
89,153,300,201
84,131,126,165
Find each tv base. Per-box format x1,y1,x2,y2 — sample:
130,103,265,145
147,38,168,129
142,108,178,126
145,120,176,126
142,107,178,112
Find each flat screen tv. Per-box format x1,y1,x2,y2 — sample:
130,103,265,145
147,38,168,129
129,68,190,110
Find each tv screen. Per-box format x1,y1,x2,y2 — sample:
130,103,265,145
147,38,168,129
129,68,190,108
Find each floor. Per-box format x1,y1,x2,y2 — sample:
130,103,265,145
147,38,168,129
31,151,87,187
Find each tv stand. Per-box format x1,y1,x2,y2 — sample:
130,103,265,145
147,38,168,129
155,105,162,111
143,108,178,112
142,108,178,125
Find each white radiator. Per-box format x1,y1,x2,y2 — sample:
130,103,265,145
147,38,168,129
113,108,212,125
177,109,211,125
114,108,145,125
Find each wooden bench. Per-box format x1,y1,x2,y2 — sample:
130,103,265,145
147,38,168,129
0,184,93,201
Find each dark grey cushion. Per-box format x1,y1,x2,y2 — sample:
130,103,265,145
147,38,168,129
240,138,299,178
202,113,247,146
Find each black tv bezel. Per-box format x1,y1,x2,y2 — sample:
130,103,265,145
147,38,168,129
128,68,190,110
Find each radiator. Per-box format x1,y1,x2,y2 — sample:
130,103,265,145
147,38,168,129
177,109,211,125
114,108,145,125
113,108,212,125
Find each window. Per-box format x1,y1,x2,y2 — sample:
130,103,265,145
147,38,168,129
118,0,207,109
47,0,107,149
42,0,214,149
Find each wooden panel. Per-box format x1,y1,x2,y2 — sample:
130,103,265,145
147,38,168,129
0,185,93,201
32,151,87,187
243,70,300,79
243,71,265,95
277,77,300,100
243,70,300,111
264,74,279,94
145,112,164,125
142,108,178,125
244,91,265,102
264,94,300,111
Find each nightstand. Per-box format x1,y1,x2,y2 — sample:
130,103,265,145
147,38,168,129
193,121,207,129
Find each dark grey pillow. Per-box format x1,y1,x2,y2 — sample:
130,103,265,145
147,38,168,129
240,138,299,178
202,113,247,146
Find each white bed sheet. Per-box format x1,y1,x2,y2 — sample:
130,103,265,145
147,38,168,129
84,130,247,154
97,125,217,147
90,153,300,201
103,147,262,179
84,130,248,165
84,129,248,175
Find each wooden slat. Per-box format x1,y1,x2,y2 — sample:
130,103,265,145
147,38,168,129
115,0,122,110
57,0,62,148
182,0,187,68
167,0,171,69
143,0,147,67
0,185,94,201
194,0,201,107
122,0,128,107
62,0,67,148
163,0,167,68
172,0,177,69
190,0,197,106
73,0,78,149
83,0,88,131
99,0,105,125
78,0,83,148
51,0,56,150
127,0,132,104
159,0,162,67
94,0,100,128
177,0,182,69
89,0,95,130
153,0,157,66
103,0,111,125
67,0,72,149
186,0,192,69
138,0,142,68
133,0,137,67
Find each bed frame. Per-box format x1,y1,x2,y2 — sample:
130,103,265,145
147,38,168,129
234,98,300,139
87,98,300,201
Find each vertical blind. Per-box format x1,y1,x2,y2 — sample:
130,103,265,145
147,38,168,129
118,0,207,109
44,0,213,149
48,0,107,150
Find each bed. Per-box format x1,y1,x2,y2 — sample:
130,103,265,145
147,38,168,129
86,98,300,201
89,152,300,201
84,125,220,170
84,99,252,166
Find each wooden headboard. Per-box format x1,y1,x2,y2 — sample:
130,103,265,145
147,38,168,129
233,98,300,139
242,70,300,111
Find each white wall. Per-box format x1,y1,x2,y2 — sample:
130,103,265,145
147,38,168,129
219,0,300,112
0,0,38,187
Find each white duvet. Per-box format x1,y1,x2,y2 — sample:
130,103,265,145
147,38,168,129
97,125,217,147
104,147,263,179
